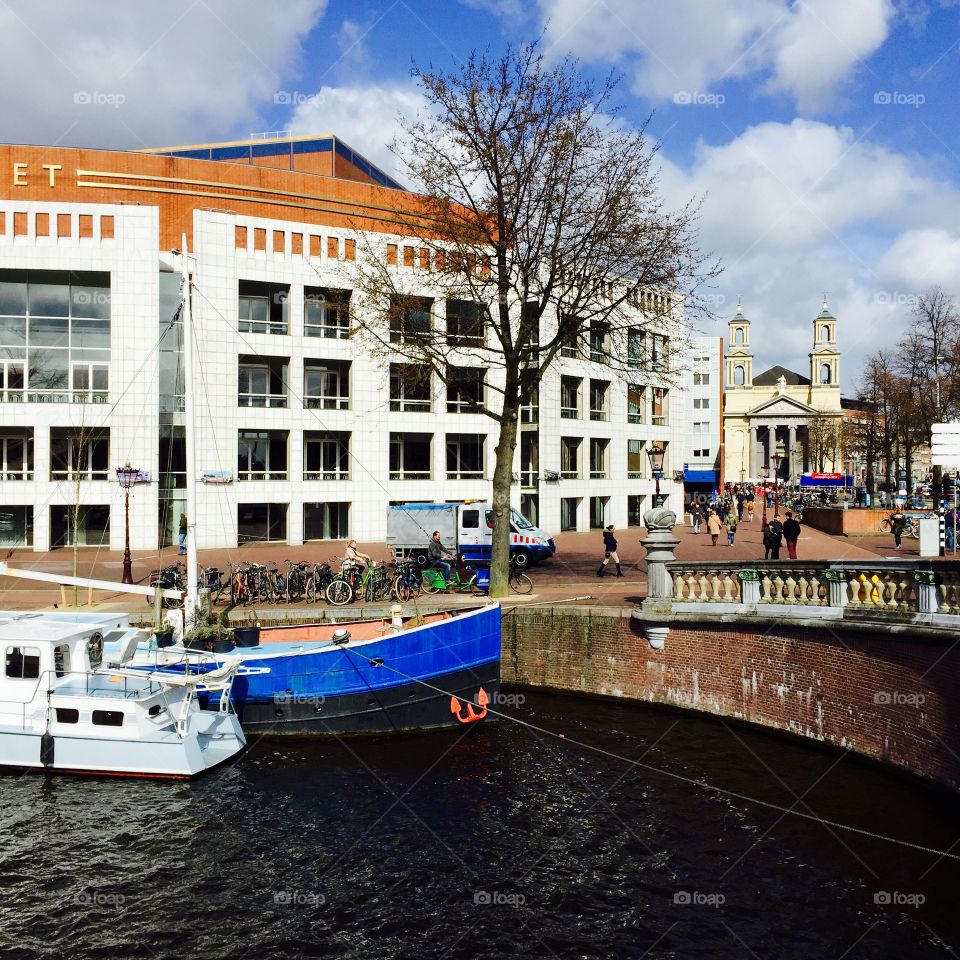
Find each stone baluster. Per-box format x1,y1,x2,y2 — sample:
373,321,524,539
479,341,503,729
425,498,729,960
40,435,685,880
710,571,723,600
673,571,684,599
771,573,785,603
885,572,901,611
797,572,809,604
809,570,823,605
698,571,710,601
847,574,862,607
899,573,914,612
784,573,798,604
937,571,953,614
722,571,736,601
761,572,773,602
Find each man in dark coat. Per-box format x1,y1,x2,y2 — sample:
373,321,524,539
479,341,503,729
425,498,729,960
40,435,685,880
782,511,801,559
766,517,783,560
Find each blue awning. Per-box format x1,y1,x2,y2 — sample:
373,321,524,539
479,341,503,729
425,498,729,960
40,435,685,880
684,469,717,484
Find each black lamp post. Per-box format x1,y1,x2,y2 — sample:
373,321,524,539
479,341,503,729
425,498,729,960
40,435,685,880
761,469,769,527
116,464,139,585
648,444,666,508
772,451,783,520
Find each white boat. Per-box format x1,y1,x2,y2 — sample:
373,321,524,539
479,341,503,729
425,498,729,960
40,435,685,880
0,612,245,778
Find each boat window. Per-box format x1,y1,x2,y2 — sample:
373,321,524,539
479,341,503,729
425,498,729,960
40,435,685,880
55,707,79,724
54,643,71,678
5,646,40,680
92,710,124,727
462,509,479,529
148,705,161,717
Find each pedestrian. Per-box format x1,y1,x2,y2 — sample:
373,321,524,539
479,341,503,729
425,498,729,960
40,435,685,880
597,524,623,577
178,513,187,555
769,516,783,560
692,502,703,534
746,499,755,522
725,509,738,546
890,509,906,550
736,494,745,521
782,510,801,560
706,508,722,547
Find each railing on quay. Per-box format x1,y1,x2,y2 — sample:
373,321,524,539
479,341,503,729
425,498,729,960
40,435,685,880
665,559,960,619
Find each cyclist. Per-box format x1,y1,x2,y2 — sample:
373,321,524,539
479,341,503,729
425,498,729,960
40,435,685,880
427,530,455,582
344,539,372,573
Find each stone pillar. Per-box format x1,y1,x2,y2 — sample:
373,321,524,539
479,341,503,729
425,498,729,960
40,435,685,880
641,507,680,608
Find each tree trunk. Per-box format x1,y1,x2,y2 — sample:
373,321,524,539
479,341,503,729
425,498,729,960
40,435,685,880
489,408,519,598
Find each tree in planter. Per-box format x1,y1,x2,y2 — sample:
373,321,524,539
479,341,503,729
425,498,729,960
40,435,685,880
349,45,717,596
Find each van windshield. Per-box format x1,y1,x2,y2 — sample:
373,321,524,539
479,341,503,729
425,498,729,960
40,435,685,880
510,509,533,530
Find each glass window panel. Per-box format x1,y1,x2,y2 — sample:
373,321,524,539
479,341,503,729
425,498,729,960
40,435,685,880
0,280,27,316
28,281,69,317
29,316,68,347
70,285,110,320
0,316,26,347
29,349,68,389
72,366,89,391
71,317,110,349
91,366,108,391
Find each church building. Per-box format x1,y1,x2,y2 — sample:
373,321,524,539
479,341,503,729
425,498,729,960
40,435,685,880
722,298,844,485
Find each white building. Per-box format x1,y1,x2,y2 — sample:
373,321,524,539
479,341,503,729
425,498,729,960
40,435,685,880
678,336,724,501
0,134,685,552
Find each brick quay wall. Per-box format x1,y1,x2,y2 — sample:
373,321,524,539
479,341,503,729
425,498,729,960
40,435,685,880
503,606,960,791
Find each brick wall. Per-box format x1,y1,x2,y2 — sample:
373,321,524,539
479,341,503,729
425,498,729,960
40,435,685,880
504,607,960,790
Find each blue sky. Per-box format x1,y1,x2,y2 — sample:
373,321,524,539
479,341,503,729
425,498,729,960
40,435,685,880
1,0,958,389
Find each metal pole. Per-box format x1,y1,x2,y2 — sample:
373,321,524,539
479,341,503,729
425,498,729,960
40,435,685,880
121,484,133,584
181,235,198,626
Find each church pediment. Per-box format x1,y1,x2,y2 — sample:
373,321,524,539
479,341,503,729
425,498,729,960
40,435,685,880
744,394,820,417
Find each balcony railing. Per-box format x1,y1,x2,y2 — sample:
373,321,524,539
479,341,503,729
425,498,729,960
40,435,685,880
589,409,608,421
389,399,431,412
305,396,349,410
237,471,288,481
590,470,607,480
560,407,578,419
303,470,349,481
520,471,539,489
447,470,484,480
0,471,33,481
238,393,288,408
1,390,109,404
652,415,667,426
389,470,431,481
560,469,579,480
520,406,538,424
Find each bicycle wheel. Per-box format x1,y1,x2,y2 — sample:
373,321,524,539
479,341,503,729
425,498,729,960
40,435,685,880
304,577,316,604
421,573,441,594
510,572,533,595
326,578,354,606
392,576,412,602
879,518,892,532
469,574,486,597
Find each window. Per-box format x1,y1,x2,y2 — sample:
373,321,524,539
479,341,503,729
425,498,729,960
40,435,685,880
446,300,487,346
652,388,668,426
589,438,608,479
589,496,608,529
589,380,609,421
520,432,539,489
693,448,711,459
237,430,288,480
589,320,609,363
733,365,745,386
559,315,580,357
821,325,830,341
389,295,432,342
238,280,288,334
54,643,71,678
0,269,110,403
304,502,349,540
238,356,287,407
560,437,581,479
54,707,79,724
49,505,110,548
304,360,350,410
628,439,645,479
693,398,710,409
520,493,539,527
627,328,644,368
304,287,350,338
446,434,485,480
390,363,431,412
238,503,287,542
50,428,109,480
560,497,579,531
693,421,709,437
462,509,480,529
0,430,32,479
390,433,432,480
734,327,744,344
561,376,581,419
5,645,40,679
447,367,484,413
520,301,540,358
628,495,646,527
520,369,538,423
649,334,669,373
303,432,350,481
627,385,645,424
0,506,33,547
92,710,124,727
693,372,711,385
820,363,831,384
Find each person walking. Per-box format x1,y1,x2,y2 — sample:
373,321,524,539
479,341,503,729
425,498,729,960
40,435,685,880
762,521,774,560
706,508,723,547
768,516,783,560
890,509,906,550
691,502,702,534
178,513,187,555
746,498,755,523
597,524,623,577
725,509,738,546
782,510,801,560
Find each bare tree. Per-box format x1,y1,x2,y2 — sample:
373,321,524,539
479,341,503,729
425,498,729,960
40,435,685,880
348,44,717,594
807,416,843,472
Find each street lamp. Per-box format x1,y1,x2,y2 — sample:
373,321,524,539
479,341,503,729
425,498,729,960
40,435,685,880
772,450,783,520
115,464,139,585
761,469,769,527
647,444,666,508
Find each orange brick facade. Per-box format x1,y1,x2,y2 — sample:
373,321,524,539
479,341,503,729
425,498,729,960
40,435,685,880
504,608,960,790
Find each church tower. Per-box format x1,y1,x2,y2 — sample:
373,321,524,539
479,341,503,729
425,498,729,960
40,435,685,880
809,296,840,389
725,298,753,388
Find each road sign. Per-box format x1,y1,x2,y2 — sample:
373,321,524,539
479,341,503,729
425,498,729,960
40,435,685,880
931,423,960,466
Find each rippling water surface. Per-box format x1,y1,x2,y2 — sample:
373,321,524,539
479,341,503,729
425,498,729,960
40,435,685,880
1,691,959,959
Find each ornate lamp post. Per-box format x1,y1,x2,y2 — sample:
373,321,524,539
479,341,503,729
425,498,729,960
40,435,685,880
761,469,769,527
772,450,783,520
647,444,666,508
115,464,139,585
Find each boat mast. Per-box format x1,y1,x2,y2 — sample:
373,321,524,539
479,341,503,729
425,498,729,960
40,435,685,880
181,234,198,624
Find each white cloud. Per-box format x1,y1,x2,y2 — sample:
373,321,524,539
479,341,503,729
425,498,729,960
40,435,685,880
516,0,896,109
286,83,427,181
0,0,327,148
876,228,960,288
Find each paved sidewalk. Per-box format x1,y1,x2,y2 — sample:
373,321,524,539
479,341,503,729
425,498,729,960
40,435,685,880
0,519,905,613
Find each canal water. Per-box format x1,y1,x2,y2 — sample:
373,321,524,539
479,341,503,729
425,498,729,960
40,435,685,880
2,690,958,959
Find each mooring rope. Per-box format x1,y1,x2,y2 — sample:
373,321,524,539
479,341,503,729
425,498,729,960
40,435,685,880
343,643,960,862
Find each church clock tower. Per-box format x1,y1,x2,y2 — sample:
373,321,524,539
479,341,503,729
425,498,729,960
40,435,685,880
809,297,840,389
725,298,753,388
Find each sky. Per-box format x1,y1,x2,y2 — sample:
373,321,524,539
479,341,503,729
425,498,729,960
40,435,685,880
1,0,959,391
